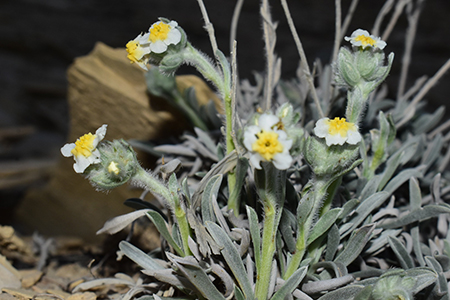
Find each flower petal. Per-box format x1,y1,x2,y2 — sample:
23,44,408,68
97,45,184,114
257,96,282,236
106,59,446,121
166,28,181,46
150,40,168,53
258,114,279,131
249,153,263,170
313,118,330,138
346,128,362,144
61,143,75,157
272,152,293,170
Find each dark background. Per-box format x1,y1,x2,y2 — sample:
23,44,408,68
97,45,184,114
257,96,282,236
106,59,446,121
0,0,449,220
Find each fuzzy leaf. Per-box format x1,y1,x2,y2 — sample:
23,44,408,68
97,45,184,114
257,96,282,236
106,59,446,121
146,210,184,256
191,150,238,208
379,204,450,229
307,208,341,246
388,236,414,269
342,192,389,238
206,222,254,300
316,285,365,300
118,241,164,271
382,167,423,195
201,174,223,223
335,224,375,266
271,266,308,300
377,150,403,191
302,274,354,294
169,255,226,300
97,209,150,235
405,267,438,294
228,157,249,214
279,209,297,253
325,224,340,261
246,205,261,270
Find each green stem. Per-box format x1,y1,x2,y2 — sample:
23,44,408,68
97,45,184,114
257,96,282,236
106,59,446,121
134,167,191,256
182,43,237,214
182,44,226,95
283,178,329,279
174,204,192,256
224,92,237,215
255,201,278,300
254,164,285,300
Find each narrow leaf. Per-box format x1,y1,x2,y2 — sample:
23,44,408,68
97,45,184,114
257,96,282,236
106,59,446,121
201,174,223,223
206,222,254,300
146,211,184,256
271,266,308,300
335,224,375,266
97,209,150,235
307,208,341,245
118,241,164,271
380,204,450,229
388,236,414,269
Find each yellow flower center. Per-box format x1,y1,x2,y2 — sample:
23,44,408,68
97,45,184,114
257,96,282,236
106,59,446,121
71,133,96,158
355,34,376,47
108,161,120,175
149,22,171,43
327,117,356,137
252,130,284,161
126,41,143,63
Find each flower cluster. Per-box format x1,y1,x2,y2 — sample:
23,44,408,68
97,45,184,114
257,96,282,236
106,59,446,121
243,114,293,170
126,20,182,70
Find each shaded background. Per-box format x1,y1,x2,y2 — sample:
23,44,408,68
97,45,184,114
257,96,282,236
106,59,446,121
0,0,449,232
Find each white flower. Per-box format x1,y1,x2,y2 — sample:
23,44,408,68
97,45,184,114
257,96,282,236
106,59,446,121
61,124,108,173
243,114,293,170
148,20,181,54
314,117,361,146
344,29,387,50
126,33,152,70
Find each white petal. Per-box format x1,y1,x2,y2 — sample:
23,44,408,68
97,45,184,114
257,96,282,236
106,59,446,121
351,29,369,38
166,28,181,45
258,114,279,130
314,118,330,138
346,129,362,144
325,134,346,146
272,152,293,170
243,126,259,151
375,39,387,50
73,156,91,173
168,20,179,28
136,32,150,44
95,124,108,140
249,153,263,169
150,40,168,53
280,136,293,151
61,143,75,157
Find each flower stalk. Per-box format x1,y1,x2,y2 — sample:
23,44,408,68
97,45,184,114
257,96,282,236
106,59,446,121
254,163,286,300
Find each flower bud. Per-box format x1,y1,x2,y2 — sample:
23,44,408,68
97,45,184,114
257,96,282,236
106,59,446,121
158,53,184,74
303,136,360,177
371,274,415,300
87,139,139,191
335,47,361,88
